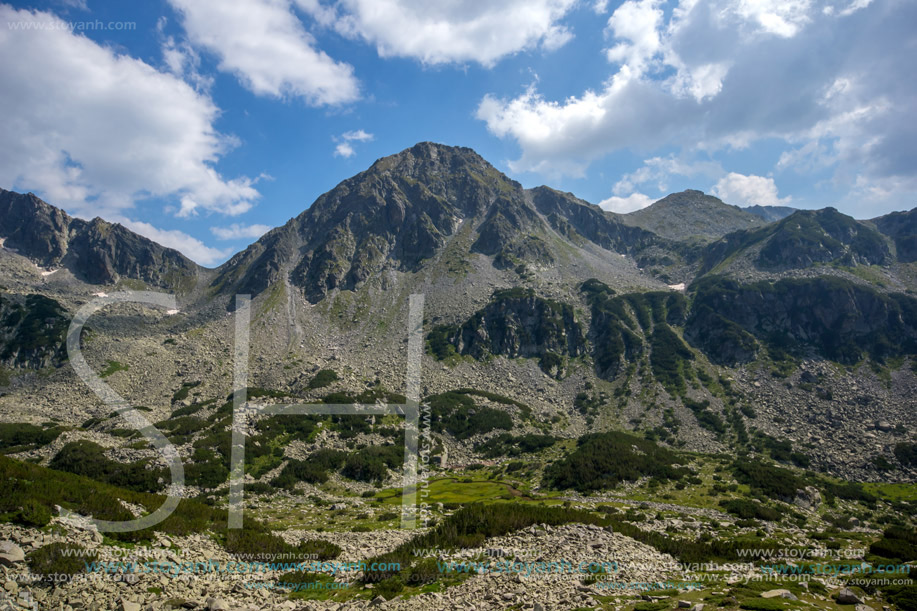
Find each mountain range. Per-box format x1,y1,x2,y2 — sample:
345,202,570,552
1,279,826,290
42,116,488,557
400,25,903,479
1,142,916,479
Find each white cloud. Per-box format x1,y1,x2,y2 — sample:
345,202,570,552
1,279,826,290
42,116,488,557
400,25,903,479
334,143,356,158
341,129,373,142
712,173,791,207
56,0,88,10
605,0,664,75
122,220,233,266
0,5,260,218
332,129,374,158
158,17,213,92
167,0,359,105
730,0,813,37
210,223,273,240
598,192,655,213
299,0,577,67
613,155,724,196
838,0,874,17
477,0,917,212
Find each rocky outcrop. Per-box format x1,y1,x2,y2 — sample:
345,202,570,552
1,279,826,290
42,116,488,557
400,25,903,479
430,288,586,376
873,207,917,262
686,275,917,364
0,293,69,370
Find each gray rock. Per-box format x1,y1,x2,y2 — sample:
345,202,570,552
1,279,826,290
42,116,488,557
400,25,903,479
761,589,796,600
837,588,863,604
0,541,25,566
371,595,386,605
206,598,230,611
794,486,822,510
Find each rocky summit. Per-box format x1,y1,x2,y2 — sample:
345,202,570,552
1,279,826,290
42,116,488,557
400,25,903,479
0,143,915,611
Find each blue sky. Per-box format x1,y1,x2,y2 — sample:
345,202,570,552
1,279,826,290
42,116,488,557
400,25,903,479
1,0,914,265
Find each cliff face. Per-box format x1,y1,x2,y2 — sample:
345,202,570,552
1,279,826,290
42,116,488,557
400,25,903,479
686,276,917,365
428,288,587,378
0,292,69,370
873,208,917,262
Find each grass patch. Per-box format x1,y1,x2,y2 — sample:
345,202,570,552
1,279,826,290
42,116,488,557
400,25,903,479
99,360,129,377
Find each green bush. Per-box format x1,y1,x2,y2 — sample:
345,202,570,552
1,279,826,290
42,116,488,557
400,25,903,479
869,526,917,562
373,575,405,599
28,542,96,579
720,499,780,522
16,497,52,527
307,369,339,389
426,392,512,440
272,450,347,489
171,381,201,403
894,442,917,467
475,433,556,458
739,599,789,611
731,459,803,501
341,445,402,483
543,431,688,492
0,422,64,453
49,440,165,493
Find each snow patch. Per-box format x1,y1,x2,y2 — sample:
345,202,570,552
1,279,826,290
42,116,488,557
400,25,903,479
668,283,686,291
41,269,59,277
93,292,108,298
166,309,180,316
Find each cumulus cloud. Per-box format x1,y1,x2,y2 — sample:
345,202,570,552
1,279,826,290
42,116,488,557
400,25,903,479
210,223,273,240
333,129,374,158
298,0,577,66
167,0,359,105
122,220,233,266
158,17,213,92
477,0,917,210
334,143,356,158
0,5,260,218
712,173,791,207
729,0,813,38
598,192,655,213
604,0,664,74
613,155,724,196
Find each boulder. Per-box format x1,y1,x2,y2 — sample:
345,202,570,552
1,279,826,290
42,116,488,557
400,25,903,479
761,589,796,600
0,541,25,566
206,598,229,611
794,486,822,510
836,588,863,604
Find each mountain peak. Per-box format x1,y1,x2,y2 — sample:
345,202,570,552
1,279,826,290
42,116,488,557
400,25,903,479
621,190,765,242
